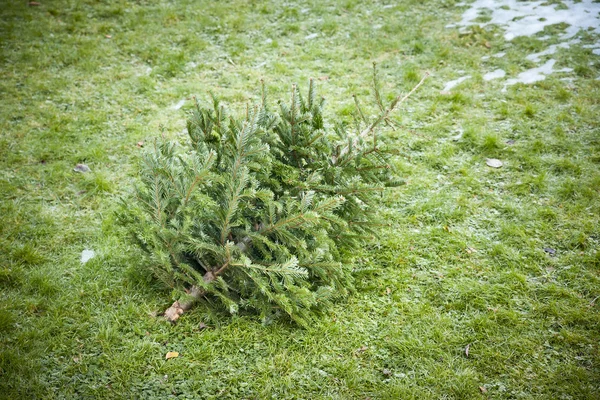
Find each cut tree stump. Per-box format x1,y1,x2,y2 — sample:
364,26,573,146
163,272,215,322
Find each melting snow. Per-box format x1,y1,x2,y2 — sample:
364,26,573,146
448,0,600,89
172,99,186,110
502,59,573,92
81,249,96,264
450,0,600,41
484,69,506,81
526,39,580,62
583,43,600,49
442,75,471,92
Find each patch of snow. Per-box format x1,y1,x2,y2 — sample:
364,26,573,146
442,75,471,92
134,66,152,77
450,0,600,41
73,163,91,173
526,39,579,62
172,99,186,110
583,41,600,55
81,249,95,264
451,127,464,141
502,59,573,91
449,0,599,89
484,69,506,81
582,42,600,49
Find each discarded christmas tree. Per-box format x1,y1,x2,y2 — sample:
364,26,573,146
120,68,427,325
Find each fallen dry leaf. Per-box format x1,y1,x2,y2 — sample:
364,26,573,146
479,386,488,393
136,141,144,148
465,344,471,357
28,1,41,6
484,41,491,49
386,287,391,295
105,35,112,39
318,76,329,81
165,351,179,360
485,158,503,168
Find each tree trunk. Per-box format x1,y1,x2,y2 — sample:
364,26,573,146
163,271,215,322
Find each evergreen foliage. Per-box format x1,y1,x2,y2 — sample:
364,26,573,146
121,69,418,325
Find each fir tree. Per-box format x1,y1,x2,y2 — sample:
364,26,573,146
119,66,427,325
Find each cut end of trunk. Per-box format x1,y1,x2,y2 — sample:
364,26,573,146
164,301,185,323
163,284,208,323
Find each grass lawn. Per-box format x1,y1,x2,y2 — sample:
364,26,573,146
1,0,599,398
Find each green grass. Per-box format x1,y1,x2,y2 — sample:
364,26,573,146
1,0,599,398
